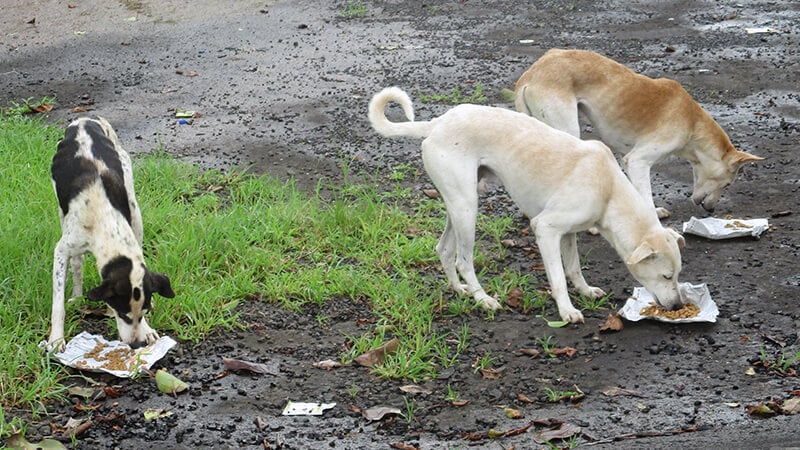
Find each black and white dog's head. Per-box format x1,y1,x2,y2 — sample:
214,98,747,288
52,117,174,349
88,256,175,348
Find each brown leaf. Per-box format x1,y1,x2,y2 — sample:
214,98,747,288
505,421,534,437
71,106,88,113
533,421,582,443
552,346,577,357
74,402,102,412
186,70,199,77
399,384,432,395
32,103,53,113
602,386,646,398
422,189,440,199
354,337,399,367
452,399,469,407
746,402,778,416
599,314,624,332
519,348,541,358
222,357,279,375
362,406,401,421
480,367,502,379
313,359,344,371
504,407,522,419
389,443,419,450
506,287,524,309
501,239,517,248
517,393,535,403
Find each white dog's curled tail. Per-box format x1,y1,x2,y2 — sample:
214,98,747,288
368,87,434,139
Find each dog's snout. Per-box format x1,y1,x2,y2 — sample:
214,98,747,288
128,339,147,349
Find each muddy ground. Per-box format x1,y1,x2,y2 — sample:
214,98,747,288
2,0,800,448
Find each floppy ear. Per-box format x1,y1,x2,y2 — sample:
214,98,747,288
87,281,113,302
148,272,175,299
731,150,763,166
667,228,686,249
626,241,655,265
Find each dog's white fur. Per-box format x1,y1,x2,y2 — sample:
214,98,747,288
515,49,763,218
47,117,173,351
369,87,685,323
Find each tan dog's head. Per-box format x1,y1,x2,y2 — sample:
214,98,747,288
626,228,685,309
691,150,762,212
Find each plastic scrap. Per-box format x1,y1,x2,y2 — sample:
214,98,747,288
52,331,176,378
282,401,336,416
682,216,769,239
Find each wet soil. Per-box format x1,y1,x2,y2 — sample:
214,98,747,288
2,0,799,448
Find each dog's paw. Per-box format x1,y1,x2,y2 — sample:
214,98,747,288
40,337,66,353
656,207,671,219
143,328,160,346
475,293,502,310
453,283,470,295
582,286,607,299
559,307,585,324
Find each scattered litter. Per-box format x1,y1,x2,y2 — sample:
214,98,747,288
282,401,336,416
619,283,718,323
52,331,176,378
745,27,779,34
313,359,344,370
175,109,196,118
177,119,190,125
519,39,535,44
682,216,769,239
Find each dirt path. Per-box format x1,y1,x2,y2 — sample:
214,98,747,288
2,0,799,448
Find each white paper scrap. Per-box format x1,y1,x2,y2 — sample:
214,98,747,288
53,331,176,378
682,216,769,240
282,401,336,416
619,282,718,323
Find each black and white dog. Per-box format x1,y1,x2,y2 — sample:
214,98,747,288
46,117,174,351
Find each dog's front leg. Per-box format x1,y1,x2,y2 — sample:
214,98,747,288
623,151,670,219
534,222,584,323
139,316,160,345
560,233,606,299
69,255,84,300
45,247,70,351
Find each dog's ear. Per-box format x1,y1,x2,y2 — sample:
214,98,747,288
730,150,763,166
626,241,655,265
147,272,175,299
667,228,686,249
87,281,113,302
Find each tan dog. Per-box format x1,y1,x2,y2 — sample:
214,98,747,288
515,49,762,218
369,87,685,323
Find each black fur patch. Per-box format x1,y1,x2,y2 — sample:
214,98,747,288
51,120,132,224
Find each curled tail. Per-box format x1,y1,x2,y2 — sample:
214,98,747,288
368,87,434,139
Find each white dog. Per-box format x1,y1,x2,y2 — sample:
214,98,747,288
515,49,763,218
48,117,174,351
369,87,685,323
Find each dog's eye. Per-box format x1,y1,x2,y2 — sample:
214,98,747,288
662,274,673,280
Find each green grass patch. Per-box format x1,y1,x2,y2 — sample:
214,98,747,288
0,111,543,439
420,82,487,104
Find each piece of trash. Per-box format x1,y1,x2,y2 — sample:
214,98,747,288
52,331,176,378
175,109,196,118
155,369,189,395
619,283,718,323
281,401,336,416
682,216,769,239
177,119,189,125
399,385,432,395
745,27,779,34
519,39,535,44
313,359,344,370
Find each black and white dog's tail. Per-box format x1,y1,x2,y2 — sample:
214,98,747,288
368,87,434,139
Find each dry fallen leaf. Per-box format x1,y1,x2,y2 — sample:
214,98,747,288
781,397,800,414
505,287,524,309
313,359,344,371
533,421,582,443
480,367,502,379
362,406,402,421
399,385,432,395
355,337,400,367
552,346,577,357
222,357,279,375
599,314,624,332
746,402,778,416
504,407,522,419
602,386,646,398
517,393,535,403
452,399,469,406
519,348,541,358
389,442,419,450
422,189,440,199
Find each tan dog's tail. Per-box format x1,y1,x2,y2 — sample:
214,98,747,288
368,87,434,139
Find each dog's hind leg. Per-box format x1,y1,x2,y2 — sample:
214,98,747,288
531,218,584,323
518,86,581,138
561,233,606,299
436,217,466,295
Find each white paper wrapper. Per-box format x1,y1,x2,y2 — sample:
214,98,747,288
53,331,177,378
682,216,769,240
282,401,336,416
619,283,718,323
